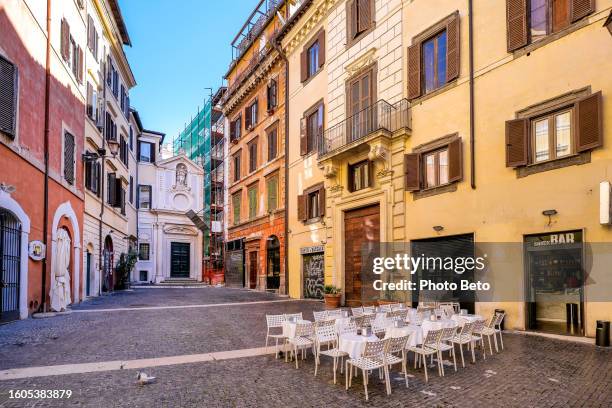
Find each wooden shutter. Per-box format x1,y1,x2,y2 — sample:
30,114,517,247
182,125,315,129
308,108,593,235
407,43,421,100
448,138,463,182
108,173,116,204
300,117,308,155
77,46,84,83
63,132,75,184
114,179,122,208
60,18,70,61
404,153,420,191
300,50,308,82
87,15,93,49
0,56,18,138
253,99,258,124
151,143,156,163
446,13,460,82
505,118,528,167
266,82,272,110
506,0,528,52
297,194,307,221
85,160,92,190
357,0,371,33
350,0,358,39
570,0,595,22
575,91,602,152
367,161,374,188
317,30,326,67
245,106,251,129
94,162,101,196
318,185,326,217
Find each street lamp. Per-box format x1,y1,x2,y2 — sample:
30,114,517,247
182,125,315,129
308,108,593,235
106,139,120,158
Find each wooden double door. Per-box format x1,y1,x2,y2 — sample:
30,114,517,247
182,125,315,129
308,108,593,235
344,204,380,306
170,242,190,278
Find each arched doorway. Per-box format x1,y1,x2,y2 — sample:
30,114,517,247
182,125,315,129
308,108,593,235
102,235,113,292
266,235,280,291
0,209,21,323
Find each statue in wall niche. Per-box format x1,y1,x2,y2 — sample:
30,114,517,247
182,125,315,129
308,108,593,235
176,163,188,187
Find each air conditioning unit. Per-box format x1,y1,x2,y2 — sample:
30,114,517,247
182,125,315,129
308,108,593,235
600,181,611,225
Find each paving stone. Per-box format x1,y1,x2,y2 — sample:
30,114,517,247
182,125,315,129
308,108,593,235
0,288,610,407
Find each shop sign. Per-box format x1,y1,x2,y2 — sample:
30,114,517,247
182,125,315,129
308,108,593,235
526,230,582,247
300,245,324,255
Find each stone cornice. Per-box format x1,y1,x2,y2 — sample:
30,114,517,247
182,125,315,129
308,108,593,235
222,50,280,116
281,0,338,55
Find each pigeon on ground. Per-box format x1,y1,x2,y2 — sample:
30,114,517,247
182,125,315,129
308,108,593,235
137,371,156,385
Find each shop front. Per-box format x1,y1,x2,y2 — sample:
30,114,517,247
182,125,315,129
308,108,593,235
225,239,245,288
525,230,584,336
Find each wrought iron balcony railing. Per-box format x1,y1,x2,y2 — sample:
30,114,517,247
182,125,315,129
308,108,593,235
318,99,410,157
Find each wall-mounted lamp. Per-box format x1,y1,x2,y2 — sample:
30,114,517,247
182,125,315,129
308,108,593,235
433,225,444,233
542,209,558,226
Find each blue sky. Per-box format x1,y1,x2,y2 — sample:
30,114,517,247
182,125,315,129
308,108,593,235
121,0,256,146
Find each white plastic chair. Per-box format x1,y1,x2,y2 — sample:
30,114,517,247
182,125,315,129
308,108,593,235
430,326,458,375
494,312,505,350
314,322,348,384
313,310,328,322
288,322,314,369
471,319,490,360
265,314,286,359
345,338,389,401
407,328,443,383
379,334,411,393
327,309,344,319
451,321,475,366
351,307,364,317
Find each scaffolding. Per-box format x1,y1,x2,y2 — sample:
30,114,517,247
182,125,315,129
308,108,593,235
173,87,227,283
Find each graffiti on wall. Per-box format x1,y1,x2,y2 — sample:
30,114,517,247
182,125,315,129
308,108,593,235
303,252,324,299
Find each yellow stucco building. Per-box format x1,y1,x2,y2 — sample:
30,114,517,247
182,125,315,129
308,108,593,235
281,0,612,339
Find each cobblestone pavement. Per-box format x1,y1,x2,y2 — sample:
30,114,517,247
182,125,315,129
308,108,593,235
0,288,611,407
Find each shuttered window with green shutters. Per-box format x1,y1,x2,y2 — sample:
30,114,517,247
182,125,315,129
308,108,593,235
248,185,258,219
232,192,241,225
267,176,278,212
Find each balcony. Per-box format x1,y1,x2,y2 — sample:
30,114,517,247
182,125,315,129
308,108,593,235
318,99,410,159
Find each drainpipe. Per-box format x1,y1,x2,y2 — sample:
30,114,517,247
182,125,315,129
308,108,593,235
468,0,476,189
40,0,52,312
99,48,108,294
271,38,289,296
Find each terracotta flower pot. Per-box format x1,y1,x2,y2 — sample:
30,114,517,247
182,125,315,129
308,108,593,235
324,294,341,308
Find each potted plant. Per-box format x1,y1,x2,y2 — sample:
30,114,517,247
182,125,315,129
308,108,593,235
114,250,138,290
323,285,341,308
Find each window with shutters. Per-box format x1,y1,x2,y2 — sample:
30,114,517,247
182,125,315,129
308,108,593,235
267,79,278,111
506,0,595,52
105,112,117,141
129,126,134,151
120,137,129,166
298,183,325,223
267,175,278,212
245,99,258,130
0,55,18,139
301,101,324,156
348,160,372,192
405,134,463,194
248,184,258,219
129,176,134,204
407,12,459,100
248,139,258,173
84,154,101,196
506,90,602,173
87,15,99,61
267,125,278,161
86,82,98,122
232,192,241,225
230,114,242,141
63,131,75,185
300,30,325,83
138,185,152,209
139,243,150,260
233,151,241,182
347,0,375,47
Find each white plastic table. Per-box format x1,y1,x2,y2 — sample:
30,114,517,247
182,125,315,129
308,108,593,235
338,333,379,359
451,314,484,326
384,324,422,347
282,319,311,339
421,319,457,338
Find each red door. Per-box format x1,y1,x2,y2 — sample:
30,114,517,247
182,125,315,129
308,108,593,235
249,251,258,289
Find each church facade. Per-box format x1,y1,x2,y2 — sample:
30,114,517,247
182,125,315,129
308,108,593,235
135,151,204,283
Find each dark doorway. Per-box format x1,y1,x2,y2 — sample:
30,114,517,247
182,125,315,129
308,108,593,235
303,252,324,299
266,236,280,290
411,234,476,313
344,204,380,306
0,209,21,323
248,251,258,289
86,251,92,296
170,242,190,278
225,239,245,288
102,235,113,292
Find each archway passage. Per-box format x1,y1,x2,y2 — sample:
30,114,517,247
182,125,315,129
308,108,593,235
0,209,21,323
102,235,113,292
266,236,280,291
